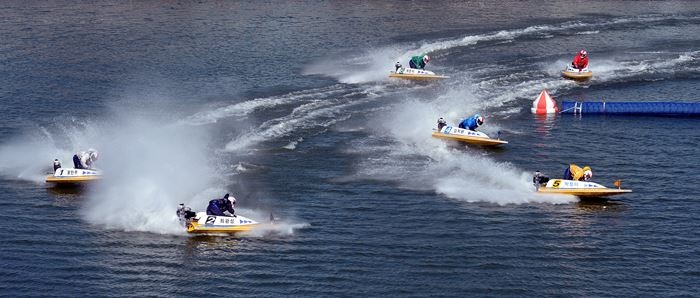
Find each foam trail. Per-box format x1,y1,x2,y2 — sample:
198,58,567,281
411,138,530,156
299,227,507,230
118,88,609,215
79,112,219,234
304,46,414,84
356,96,576,205
305,15,683,84
224,90,380,151
240,209,311,237
67,97,310,236
181,85,347,125
0,121,96,183
0,134,64,183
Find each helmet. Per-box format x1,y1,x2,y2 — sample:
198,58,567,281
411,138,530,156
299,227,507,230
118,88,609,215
423,55,430,62
475,115,484,126
230,197,236,205
88,149,99,160
582,166,592,180
579,50,587,56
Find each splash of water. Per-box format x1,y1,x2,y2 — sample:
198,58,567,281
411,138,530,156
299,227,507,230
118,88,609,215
355,95,577,205
0,119,98,183
76,110,220,234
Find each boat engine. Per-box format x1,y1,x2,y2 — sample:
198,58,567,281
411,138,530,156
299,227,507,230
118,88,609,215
176,204,197,226
533,170,549,188
395,61,402,71
53,159,62,171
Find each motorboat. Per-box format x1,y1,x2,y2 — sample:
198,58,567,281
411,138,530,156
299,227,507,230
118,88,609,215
45,159,102,184
431,125,508,147
562,65,593,80
179,210,259,234
534,174,631,198
389,67,449,80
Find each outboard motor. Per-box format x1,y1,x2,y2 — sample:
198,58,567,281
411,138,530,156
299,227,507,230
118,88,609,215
533,170,549,189
176,204,186,223
177,204,197,226
53,159,62,172
395,61,402,71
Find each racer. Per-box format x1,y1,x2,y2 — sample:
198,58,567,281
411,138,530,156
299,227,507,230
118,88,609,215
409,54,430,69
571,50,589,71
206,193,237,217
563,164,593,181
458,114,484,131
72,148,99,169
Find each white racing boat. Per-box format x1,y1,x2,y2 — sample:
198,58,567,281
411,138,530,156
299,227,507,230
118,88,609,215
431,125,508,147
45,160,102,184
534,175,631,198
389,67,449,80
180,211,259,234
562,65,593,80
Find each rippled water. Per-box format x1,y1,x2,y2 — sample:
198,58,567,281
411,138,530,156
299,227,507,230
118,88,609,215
1,1,699,296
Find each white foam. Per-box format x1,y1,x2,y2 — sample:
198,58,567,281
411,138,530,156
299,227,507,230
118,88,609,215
182,84,347,125
224,90,382,151
283,137,304,150
0,120,98,184
347,98,577,205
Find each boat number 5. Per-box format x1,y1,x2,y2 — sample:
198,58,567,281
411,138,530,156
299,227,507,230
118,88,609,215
552,180,560,188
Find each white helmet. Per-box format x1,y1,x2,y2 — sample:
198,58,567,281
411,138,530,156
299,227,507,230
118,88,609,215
88,149,99,160
475,115,484,126
423,55,430,62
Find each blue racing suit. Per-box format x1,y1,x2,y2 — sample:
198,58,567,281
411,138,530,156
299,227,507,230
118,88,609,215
206,198,235,216
458,117,479,131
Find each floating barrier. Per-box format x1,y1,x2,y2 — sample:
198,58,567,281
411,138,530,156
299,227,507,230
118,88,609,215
560,101,700,116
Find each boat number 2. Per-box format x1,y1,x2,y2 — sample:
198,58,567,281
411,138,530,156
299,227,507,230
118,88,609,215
206,216,216,224
552,180,560,188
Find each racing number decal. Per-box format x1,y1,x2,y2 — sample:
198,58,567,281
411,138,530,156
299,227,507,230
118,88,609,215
206,216,216,224
552,180,560,188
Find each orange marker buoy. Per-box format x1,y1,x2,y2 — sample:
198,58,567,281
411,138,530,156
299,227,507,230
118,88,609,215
531,89,558,114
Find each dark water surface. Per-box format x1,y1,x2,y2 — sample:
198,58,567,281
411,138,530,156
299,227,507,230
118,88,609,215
1,1,699,297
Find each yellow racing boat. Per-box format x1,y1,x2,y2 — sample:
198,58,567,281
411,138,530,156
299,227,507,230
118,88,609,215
432,126,507,147
182,211,259,234
389,67,449,80
562,65,593,80
45,167,102,185
536,178,631,198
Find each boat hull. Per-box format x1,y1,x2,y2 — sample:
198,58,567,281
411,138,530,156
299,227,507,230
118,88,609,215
186,212,259,234
389,67,448,80
537,179,631,198
431,126,507,147
45,168,102,184
562,66,593,80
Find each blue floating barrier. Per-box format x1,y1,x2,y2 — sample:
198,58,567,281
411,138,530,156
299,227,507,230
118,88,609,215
561,101,700,116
